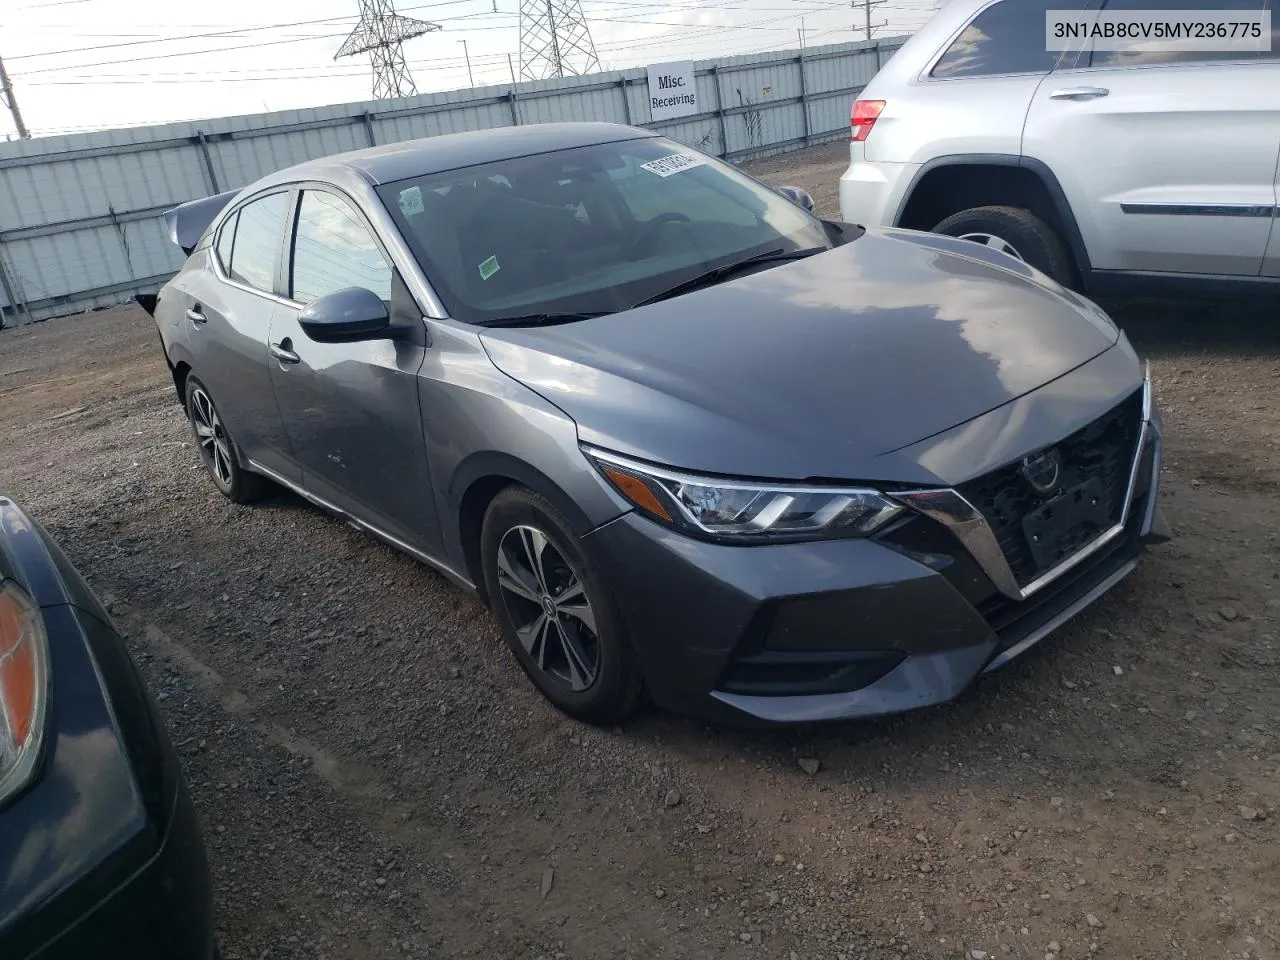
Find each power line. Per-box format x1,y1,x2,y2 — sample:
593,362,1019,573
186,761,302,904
336,0,442,98
519,0,602,79
6,1,479,62
854,0,888,38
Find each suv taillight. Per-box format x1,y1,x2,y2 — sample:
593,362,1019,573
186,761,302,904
851,99,885,142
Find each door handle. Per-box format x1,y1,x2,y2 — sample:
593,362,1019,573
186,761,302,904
1049,86,1109,101
270,340,300,365
186,305,207,324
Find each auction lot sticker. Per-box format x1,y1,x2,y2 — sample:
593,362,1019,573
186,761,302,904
641,153,707,178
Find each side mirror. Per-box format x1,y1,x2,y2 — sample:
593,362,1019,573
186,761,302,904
298,287,390,343
776,185,815,213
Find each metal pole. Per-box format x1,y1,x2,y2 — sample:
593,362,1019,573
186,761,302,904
0,55,29,140
618,77,633,125
798,51,810,145
0,245,30,325
195,131,220,193
459,39,475,87
507,53,517,85
710,65,728,157
545,0,563,77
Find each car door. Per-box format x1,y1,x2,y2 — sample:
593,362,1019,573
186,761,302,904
179,190,300,482
267,185,441,553
1022,0,1280,277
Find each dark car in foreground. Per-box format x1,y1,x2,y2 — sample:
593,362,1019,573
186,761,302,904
0,497,215,958
141,121,1169,726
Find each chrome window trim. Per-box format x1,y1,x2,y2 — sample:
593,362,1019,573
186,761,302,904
209,179,451,320
211,188,296,306
895,371,1153,602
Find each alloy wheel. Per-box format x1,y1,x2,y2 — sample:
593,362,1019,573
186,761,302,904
495,524,600,692
190,386,234,487
957,232,1025,262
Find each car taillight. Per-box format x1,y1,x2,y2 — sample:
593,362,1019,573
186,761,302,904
851,99,885,142
0,581,49,805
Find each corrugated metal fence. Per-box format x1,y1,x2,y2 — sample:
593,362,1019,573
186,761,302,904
0,36,904,325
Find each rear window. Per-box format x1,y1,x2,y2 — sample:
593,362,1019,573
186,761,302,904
932,0,1084,78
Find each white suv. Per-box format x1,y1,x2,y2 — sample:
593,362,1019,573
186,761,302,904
839,0,1280,296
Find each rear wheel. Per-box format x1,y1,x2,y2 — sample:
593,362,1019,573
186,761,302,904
481,486,643,725
932,204,1074,287
185,376,270,503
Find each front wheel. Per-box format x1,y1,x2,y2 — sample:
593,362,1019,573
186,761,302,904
481,486,643,725
932,204,1075,287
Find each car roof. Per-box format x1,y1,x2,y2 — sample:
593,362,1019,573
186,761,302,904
255,122,658,191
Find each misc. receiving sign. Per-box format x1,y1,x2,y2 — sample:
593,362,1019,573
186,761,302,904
646,61,699,122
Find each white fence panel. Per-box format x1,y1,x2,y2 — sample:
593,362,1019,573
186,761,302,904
0,37,904,324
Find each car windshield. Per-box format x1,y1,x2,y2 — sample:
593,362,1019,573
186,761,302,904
375,136,836,325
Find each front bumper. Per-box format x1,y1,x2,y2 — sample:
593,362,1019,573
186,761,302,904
583,383,1167,726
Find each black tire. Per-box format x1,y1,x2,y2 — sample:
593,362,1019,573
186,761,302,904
932,205,1075,287
481,486,643,725
184,375,271,504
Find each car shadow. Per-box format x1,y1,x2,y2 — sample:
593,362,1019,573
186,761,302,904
1104,295,1280,359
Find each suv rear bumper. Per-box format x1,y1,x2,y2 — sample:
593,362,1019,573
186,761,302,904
838,144,918,227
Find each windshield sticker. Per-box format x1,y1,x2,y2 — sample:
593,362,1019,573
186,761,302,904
640,153,706,178
477,255,500,281
398,186,425,216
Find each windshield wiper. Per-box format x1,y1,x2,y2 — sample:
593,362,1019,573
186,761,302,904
480,311,606,328
629,246,827,309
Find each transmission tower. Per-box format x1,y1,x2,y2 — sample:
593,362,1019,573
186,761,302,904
336,0,442,100
518,0,601,80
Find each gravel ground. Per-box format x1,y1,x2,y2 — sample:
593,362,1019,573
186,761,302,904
2,143,1279,960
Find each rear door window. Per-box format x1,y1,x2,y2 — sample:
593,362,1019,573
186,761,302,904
932,0,1086,78
226,192,289,295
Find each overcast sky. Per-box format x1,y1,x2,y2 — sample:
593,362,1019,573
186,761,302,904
2,0,938,138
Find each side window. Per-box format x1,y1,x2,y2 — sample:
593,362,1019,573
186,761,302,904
291,190,393,305
227,193,288,294
1268,0,1280,59
1088,0,1267,66
932,0,1084,79
214,211,237,272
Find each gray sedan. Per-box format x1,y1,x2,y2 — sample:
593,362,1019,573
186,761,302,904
143,122,1169,726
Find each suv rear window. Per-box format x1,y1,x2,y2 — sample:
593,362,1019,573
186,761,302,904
932,0,1084,78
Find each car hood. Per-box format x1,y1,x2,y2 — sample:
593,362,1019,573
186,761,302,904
480,227,1121,484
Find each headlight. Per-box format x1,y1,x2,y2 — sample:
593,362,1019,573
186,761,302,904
584,448,902,543
0,581,49,806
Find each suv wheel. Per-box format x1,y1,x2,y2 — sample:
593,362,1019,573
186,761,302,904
481,486,643,725
932,205,1074,287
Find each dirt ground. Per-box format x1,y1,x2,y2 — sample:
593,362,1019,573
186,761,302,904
2,143,1279,960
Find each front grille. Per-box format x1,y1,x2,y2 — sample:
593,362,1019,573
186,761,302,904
956,389,1143,587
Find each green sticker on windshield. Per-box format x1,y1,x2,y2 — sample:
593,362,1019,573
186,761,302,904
477,255,500,281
